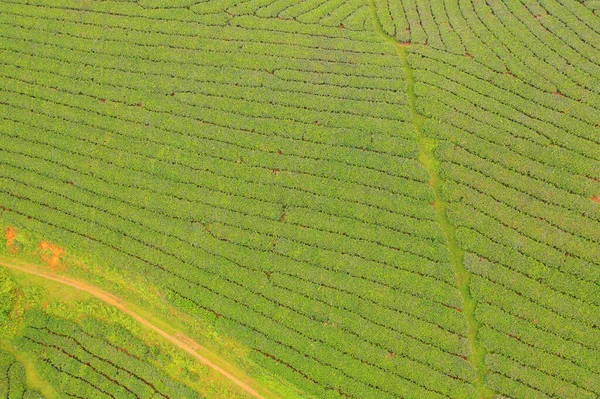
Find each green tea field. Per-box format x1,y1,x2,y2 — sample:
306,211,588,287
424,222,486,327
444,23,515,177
0,0,599,398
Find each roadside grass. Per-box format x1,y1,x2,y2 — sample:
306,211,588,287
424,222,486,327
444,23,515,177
1,229,306,399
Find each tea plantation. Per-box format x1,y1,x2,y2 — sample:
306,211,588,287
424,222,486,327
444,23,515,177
0,0,599,398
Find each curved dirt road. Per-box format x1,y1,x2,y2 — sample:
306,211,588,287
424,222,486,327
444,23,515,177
0,260,267,399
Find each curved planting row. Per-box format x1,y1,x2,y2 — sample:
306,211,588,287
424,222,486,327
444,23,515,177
13,312,203,399
406,1,600,398
0,1,478,398
0,349,44,399
3,0,596,398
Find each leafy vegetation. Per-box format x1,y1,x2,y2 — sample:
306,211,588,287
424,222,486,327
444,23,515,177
15,312,204,399
1,0,599,398
0,349,44,399
0,258,262,399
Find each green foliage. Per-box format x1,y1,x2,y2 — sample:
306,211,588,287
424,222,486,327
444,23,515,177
13,311,204,399
0,269,16,324
402,1,600,396
0,349,44,399
1,1,599,398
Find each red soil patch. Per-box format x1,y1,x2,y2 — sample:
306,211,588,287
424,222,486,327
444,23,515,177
118,347,130,355
591,195,600,203
38,241,65,273
397,41,411,47
4,227,18,254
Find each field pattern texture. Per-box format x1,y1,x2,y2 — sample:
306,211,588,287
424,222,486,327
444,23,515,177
11,312,204,399
0,1,599,398
0,349,44,398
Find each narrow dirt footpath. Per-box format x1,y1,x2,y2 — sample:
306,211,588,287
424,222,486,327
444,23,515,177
0,260,267,399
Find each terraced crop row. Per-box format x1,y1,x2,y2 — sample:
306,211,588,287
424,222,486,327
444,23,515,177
0,349,43,398
0,1,477,398
13,312,203,399
404,0,600,398
1,0,598,398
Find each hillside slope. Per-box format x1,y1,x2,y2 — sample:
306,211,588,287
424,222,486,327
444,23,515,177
1,1,599,398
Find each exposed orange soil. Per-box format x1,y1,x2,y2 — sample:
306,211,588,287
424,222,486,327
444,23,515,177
0,260,268,399
4,227,18,254
38,241,65,272
591,195,600,203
